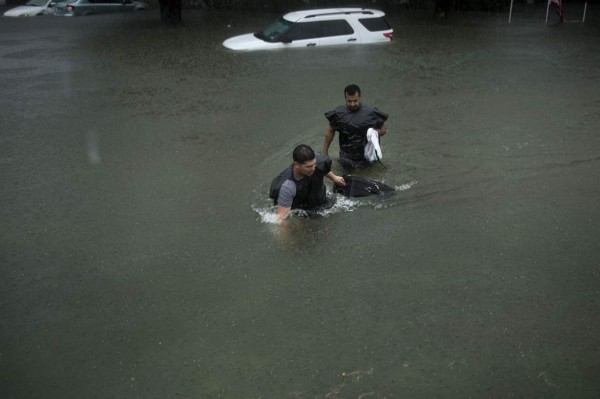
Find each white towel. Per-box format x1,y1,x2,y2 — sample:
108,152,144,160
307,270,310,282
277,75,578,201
364,128,382,162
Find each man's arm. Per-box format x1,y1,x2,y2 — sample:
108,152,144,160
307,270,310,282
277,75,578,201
326,171,345,187
276,180,295,221
323,126,336,155
277,205,291,221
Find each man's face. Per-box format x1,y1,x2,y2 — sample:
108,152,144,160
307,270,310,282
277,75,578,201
345,92,361,111
295,158,317,177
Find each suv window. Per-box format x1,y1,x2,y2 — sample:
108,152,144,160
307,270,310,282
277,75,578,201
322,20,354,37
359,17,391,32
285,21,322,41
284,20,354,41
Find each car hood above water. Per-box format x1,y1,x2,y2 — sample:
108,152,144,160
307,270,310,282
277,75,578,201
3,5,51,17
223,33,274,51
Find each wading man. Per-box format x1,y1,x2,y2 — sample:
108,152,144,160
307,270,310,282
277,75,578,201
270,144,345,221
323,84,389,170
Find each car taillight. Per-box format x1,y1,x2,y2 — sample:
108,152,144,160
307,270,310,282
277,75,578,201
383,32,393,41
66,4,74,11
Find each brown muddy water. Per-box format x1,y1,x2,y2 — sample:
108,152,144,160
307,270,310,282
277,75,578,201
1,4,599,398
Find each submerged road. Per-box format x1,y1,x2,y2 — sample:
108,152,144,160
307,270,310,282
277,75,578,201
1,5,600,398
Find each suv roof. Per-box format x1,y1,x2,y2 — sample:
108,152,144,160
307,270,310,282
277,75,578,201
284,8,385,23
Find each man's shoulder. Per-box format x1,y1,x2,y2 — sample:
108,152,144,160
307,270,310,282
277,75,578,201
281,178,297,188
315,152,331,161
325,105,350,118
360,104,388,120
359,103,373,110
279,179,297,196
315,153,333,173
359,103,377,112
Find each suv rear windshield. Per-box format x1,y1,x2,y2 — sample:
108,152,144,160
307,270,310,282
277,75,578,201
359,17,391,32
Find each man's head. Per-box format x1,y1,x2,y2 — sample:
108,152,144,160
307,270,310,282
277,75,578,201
344,84,362,111
292,144,317,177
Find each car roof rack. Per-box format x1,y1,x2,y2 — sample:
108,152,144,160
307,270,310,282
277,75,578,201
304,9,374,19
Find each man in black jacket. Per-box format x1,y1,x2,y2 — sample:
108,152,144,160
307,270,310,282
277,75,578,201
324,84,389,170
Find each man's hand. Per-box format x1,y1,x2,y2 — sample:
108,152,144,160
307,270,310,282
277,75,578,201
333,175,346,186
327,173,346,186
277,205,291,221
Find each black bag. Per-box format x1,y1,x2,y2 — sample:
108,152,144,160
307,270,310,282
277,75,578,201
333,175,395,197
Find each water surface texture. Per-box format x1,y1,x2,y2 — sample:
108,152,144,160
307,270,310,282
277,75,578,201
1,6,599,398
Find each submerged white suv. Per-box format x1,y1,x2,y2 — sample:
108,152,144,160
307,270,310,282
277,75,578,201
223,8,393,51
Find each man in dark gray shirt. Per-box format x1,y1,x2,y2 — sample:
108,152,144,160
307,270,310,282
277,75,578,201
324,84,389,170
270,145,345,221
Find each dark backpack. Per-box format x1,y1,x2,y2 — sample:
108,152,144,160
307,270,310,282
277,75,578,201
333,175,395,197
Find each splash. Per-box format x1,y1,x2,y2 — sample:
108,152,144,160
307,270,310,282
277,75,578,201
319,195,360,216
253,181,417,223
255,207,280,224
396,180,418,191
253,195,360,224
253,179,417,223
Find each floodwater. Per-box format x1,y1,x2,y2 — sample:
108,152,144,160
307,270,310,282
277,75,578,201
1,4,599,398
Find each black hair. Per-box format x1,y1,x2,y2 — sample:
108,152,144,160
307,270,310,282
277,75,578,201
292,144,316,164
344,84,361,97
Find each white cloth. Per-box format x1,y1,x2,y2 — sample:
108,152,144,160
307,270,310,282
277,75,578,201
364,128,382,162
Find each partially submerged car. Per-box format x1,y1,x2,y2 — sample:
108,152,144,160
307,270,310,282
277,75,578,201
223,8,393,51
53,0,147,16
3,0,55,17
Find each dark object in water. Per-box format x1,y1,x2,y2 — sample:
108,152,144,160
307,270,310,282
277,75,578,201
333,175,395,197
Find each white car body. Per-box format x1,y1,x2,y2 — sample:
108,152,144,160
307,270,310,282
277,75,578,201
3,0,55,16
223,8,393,51
53,0,148,17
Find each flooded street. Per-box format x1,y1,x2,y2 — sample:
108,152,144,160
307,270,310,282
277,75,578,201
1,5,599,398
